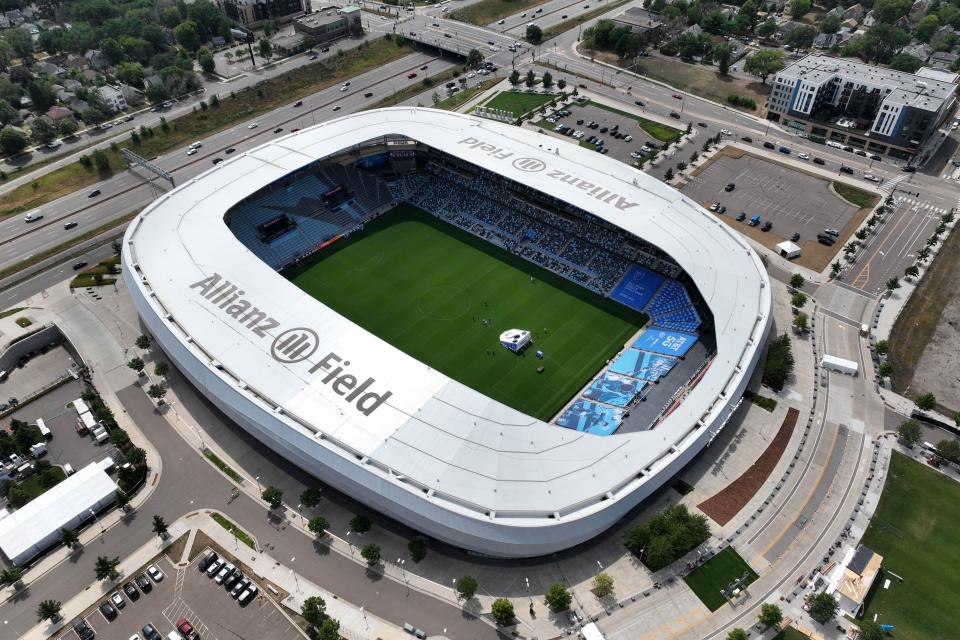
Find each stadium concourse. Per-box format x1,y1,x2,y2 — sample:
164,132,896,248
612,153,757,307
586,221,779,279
122,108,771,557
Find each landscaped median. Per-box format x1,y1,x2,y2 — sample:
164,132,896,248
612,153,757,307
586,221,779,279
0,37,415,219
211,512,257,550
448,0,551,25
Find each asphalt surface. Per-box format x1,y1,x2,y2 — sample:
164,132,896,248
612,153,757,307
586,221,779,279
0,384,492,638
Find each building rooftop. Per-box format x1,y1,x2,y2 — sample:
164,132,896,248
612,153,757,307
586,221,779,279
826,544,883,611
778,53,957,111
613,6,663,29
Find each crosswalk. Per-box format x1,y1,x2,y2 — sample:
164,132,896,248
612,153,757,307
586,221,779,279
879,173,909,194
891,195,950,216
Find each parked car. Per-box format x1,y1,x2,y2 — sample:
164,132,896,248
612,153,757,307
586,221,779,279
824,228,840,237
99,601,117,620
724,182,735,192
135,574,153,593
198,551,218,572
231,578,251,598
741,136,753,143
224,572,243,590
146,565,164,582
215,563,236,584
206,558,224,577
123,582,140,601
901,165,916,172
761,221,773,231
720,129,732,136
73,619,95,640
736,212,747,221
790,232,801,242
238,584,258,606
141,623,162,640
863,173,880,182
176,618,199,639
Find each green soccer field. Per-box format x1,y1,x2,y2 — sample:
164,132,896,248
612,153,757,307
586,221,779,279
858,451,960,640
683,547,758,611
285,205,647,420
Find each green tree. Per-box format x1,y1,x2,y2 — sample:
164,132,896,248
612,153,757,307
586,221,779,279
409,539,427,562
114,490,130,510
60,527,79,548
300,487,322,508
915,14,940,42
592,572,614,597
301,595,326,625
789,0,810,18
491,598,515,626
786,25,817,49
793,313,808,333
557,78,566,91
456,575,478,601
790,273,805,289
127,357,145,373
154,361,170,377
878,361,893,377
94,555,120,581
863,24,910,63
886,277,900,291
791,292,807,308
726,629,748,640
715,43,733,75
734,0,758,32
888,52,924,73
744,50,786,83
904,264,919,278
758,17,777,37
0,127,28,155
874,340,889,355
147,384,167,401
152,515,168,538
466,48,484,68
542,71,553,89
198,48,216,74
58,118,79,138
31,118,57,145
544,583,572,611
857,620,885,640
820,14,841,34
509,69,520,86
350,515,371,533
807,592,838,624
873,0,912,23
360,543,381,565
126,447,147,467
526,24,543,44
664,167,674,181
258,38,273,60
136,334,151,349
762,334,794,391
758,603,782,628
701,10,728,34
0,566,24,588
317,618,340,640
36,599,62,622
307,516,329,538
936,439,960,464
261,485,283,509
525,69,536,88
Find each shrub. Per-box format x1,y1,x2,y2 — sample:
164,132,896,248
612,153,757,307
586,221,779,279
456,575,478,601
545,583,572,611
360,543,381,565
762,334,794,391
409,539,427,562
491,598,515,626
350,515,371,533
727,95,757,110
592,572,614,597
624,504,710,571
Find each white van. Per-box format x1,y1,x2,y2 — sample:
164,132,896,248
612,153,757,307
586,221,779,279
36,418,52,440
826,140,843,149
237,584,258,605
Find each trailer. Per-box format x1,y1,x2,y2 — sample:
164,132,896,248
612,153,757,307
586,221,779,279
820,354,859,376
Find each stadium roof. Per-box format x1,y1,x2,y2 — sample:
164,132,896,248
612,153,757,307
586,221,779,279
125,107,769,521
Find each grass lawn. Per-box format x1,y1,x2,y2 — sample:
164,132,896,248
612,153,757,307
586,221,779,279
286,205,646,420
18,466,67,502
859,451,960,639
773,629,812,640
831,182,879,209
70,255,122,288
0,38,412,219
449,0,551,25
436,79,499,111
683,547,758,611
480,91,556,118
0,307,25,319
587,100,682,143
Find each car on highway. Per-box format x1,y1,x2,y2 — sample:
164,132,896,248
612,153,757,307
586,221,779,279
901,165,916,172
408,72,418,78
720,129,732,136
100,601,118,620
308,53,318,60
64,221,78,230
634,100,645,107
498,18,504,23
724,182,735,192
225,147,236,154
72,261,88,270
813,157,825,165
797,152,810,160
247,123,258,129
669,111,680,119
146,564,164,582
420,65,428,70
578,83,588,88
697,122,707,128
839,166,854,174
870,154,882,161
332,105,341,111
135,574,153,593
672,93,682,99
46,139,62,149
212,157,223,164
561,13,567,18
763,141,775,149
863,173,880,182
88,189,101,197
778,146,790,154
740,136,753,143
444,33,452,37
320,47,329,53
273,127,283,133
24,213,43,222
294,100,303,107
187,147,198,155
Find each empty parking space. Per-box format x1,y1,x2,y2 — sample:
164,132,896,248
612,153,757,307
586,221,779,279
682,150,876,270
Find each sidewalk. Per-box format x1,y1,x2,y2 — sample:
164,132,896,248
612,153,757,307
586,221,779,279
23,513,410,640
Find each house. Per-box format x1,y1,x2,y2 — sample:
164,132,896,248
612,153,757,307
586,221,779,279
3,9,24,26
928,51,959,70
841,18,858,30
683,23,703,36
119,84,144,106
63,78,82,92
83,49,110,71
55,89,73,103
0,15,9,29
813,32,844,49
144,74,163,89
45,106,72,122
36,61,66,78
909,0,932,21
826,6,844,18
611,7,665,39
37,19,57,30
212,36,226,47
96,86,127,113
824,545,883,617
842,3,865,21
901,42,933,61
218,0,309,27
862,11,876,27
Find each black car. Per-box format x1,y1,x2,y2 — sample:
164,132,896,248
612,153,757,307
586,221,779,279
634,100,645,107
724,183,735,192
212,158,223,164
600,126,608,133
790,232,801,242
812,157,825,165
718,205,727,214
736,212,747,221
64,221,78,230
818,235,835,246
88,189,101,197
73,619,95,640
273,127,283,133
99,601,117,620
320,47,330,53
763,141,775,149
225,147,236,154
224,571,243,590
669,111,681,119
142,623,163,640
135,574,153,593
123,582,140,601
198,551,218,572
444,33,452,38
839,166,854,174
420,65,428,70
364,92,373,98
761,221,772,231
902,166,916,172
72,261,88,271
697,122,707,128
740,136,753,143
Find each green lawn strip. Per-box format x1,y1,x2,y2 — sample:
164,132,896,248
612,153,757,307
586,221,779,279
535,119,556,130
743,390,777,412
0,307,25,319
203,449,244,484
772,629,812,640
435,79,499,110
0,38,413,219
211,512,256,549
69,274,118,288
480,90,556,118
18,467,67,502
542,0,633,40
449,0,552,25
831,181,879,209
367,67,466,110
286,204,645,420
683,547,758,611
586,100,681,143
859,451,960,640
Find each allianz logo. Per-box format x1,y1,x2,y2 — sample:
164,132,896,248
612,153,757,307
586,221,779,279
189,273,393,416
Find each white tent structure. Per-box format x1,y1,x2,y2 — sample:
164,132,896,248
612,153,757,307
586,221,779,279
0,461,118,565
775,240,802,259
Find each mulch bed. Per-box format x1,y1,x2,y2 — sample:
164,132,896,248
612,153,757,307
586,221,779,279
698,407,799,526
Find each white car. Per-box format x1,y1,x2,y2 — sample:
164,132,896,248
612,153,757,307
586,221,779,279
110,592,125,609
146,565,164,582
498,19,504,23
720,129,732,136
340,85,349,92
24,213,43,222
952,120,959,130
247,123,258,129
467,72,475,78
189,141,202,149
187,148,198,156
863,173,880,182
798,152,810,160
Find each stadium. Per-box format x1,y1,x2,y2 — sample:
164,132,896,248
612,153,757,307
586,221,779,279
122,107,771,558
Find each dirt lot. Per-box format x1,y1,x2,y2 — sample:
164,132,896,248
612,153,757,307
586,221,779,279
889,227,960,415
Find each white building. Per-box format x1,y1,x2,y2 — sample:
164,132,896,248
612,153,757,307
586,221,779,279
96,85,128,114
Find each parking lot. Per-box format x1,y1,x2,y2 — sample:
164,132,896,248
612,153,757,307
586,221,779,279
538,100,683,172
58,547,296,640
682,149,873,270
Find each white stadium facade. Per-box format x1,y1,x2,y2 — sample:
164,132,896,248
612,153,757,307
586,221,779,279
122,108,771,558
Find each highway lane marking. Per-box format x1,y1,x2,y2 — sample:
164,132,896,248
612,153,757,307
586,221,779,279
850,199,914,288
